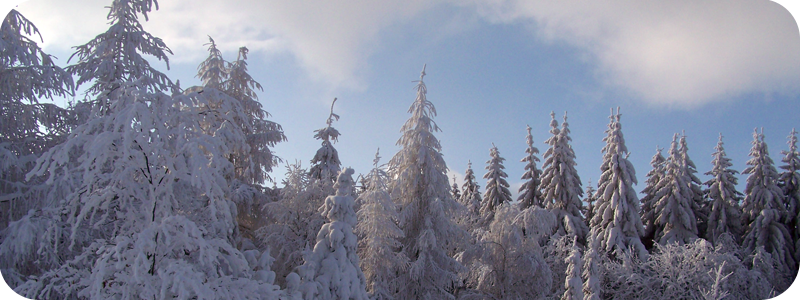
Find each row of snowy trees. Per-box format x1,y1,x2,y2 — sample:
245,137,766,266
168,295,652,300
2,1,799,299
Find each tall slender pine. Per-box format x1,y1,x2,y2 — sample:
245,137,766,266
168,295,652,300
640,147,666,249
356,150,408,300
460,161,482,217
703,134,743,245
652,134,699,245
742,129,795,271
387,65,463,299
519,125,543,209
678,133,708,239
590,108,646,258
541,112,587,240
481,144,512,224
778,129,800,256
309,98,342,184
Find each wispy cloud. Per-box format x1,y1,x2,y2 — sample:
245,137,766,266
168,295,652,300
16,0,438,90
463,0,800,107
13,0,800,107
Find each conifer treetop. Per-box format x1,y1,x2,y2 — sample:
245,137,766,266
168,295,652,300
1,9,74,103
68,0,173,99
519,124,543,209
703,134,743,245
482,143,512,220
310,98,342,183
196,36,227,89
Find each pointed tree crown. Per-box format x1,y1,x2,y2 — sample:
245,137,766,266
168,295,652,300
67,0,173,99
519,124,543,209
482,143,512,217
310,98,342,182
1,9,74,103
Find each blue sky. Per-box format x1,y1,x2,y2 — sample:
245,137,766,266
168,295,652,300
4,0,800,198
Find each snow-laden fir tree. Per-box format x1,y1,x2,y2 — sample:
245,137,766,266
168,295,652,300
562,236,585,300
639,147,666,249
651,134,699,246
196,36,227,89
9,77,283,299
0,9,73,104
451,175,461,202
581,232,602,300
0,9,75,228
387,65,464,299
215,45,286,185
582,179,596,228
459,161,482,218
590,108,646,259
741,129,796,272
299,168,369,300
778,129,800,253
519,125,543,210
703,134,743,245
678,133,708,239
3,2,288,297
67,0,172,112
542,111,588,241
191,38,286,244
309,98,342,184
355,150,408,300
481,143,512,224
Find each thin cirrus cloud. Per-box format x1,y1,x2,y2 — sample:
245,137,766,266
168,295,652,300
464,0,800,107
11,0,800,107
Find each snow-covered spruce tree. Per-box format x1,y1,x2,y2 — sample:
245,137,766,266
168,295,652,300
196,36,227,89
481,143,512,225
299,168,369,300
678,133,709,239
639,147,666,249
519,125,543,210
0,9,73,104
561,236,584,300
218,46,286,186
67,0,172,113
192,40,286,245
703,134,743,246
451,175,461,202
541,111,588,241
0,9,75,229
741,129,796,273
459,160,482,218
650,134,700,246
309,98,342,184
590,108,646,259
582,180,596,229
581,232,602,300
778,129,800,255
356,150,408,300
387,65,464,299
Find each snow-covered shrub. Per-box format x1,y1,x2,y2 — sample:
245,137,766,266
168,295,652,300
458,204,552,300
602,236,775,300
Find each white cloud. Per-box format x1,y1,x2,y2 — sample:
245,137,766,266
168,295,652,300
15,0,439,90
464,0,800,107
11,0,800,107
